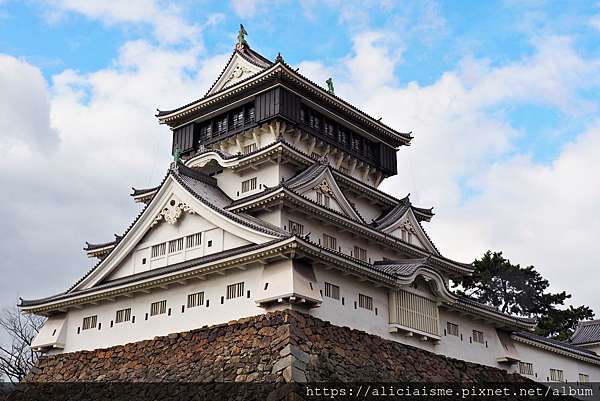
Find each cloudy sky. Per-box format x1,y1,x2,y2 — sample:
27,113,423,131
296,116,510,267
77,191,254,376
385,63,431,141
0,0,599,317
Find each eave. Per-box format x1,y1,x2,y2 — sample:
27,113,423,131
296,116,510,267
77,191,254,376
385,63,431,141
512,333,600,366
442,299,536,331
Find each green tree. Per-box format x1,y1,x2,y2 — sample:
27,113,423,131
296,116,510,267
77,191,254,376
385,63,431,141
453,251,594,339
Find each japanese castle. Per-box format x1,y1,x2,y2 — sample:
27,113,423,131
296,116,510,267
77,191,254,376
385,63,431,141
20,29,600,384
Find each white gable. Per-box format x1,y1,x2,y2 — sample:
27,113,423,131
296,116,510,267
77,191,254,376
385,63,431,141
72,175,279,291
291,168,363,222
207,52,267,96
105,212,250,281
386,209,438,254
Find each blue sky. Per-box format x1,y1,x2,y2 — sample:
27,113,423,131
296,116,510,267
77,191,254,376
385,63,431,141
1,0,599,312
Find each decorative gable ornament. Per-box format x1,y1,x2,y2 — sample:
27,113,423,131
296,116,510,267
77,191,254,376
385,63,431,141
313,180,335,197
151,198,196,228
223,65,253,87
401,219,416,234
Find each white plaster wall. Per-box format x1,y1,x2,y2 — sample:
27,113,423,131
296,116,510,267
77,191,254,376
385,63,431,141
436,309,506,367
514,341,600,382
310,265,389,336
214,163,281,201
59,267,265,353
347,195,386,224
218,128,276,155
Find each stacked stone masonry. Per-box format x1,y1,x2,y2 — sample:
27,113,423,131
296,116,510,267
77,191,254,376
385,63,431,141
26,311,534,384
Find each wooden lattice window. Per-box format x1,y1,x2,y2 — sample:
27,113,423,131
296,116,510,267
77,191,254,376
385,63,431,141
115,308,131,323
227,282,245,299
473,330,485,344
323,234,337,250
187,291,205,308
519,362,533,376
82,315,97,330
186,233,201,248
324,282,340,300
241,177,257,193
354,246,367,262
151,243,166,258
447,322,459,336
150,300,167,316
550,369,564,382
358,294,373,310
389,289,439,336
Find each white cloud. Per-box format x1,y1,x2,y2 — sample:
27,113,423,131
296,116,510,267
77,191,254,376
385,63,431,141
42,0,201,44
0,43,228,306
0,55,57,153
590,14,600,32
230,0,272,18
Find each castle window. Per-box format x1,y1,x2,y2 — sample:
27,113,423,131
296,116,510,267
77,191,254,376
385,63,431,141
324,120,335,137
231,108,244,129
323,234,337,250
353,246,367,262
519,362,534,376
316,192,330,208
324,282,340,300
245,105,255,124
150,300,167,316
115,308,131,323
550,369,564,382
447,322,459,336
242,143,257,154
82,315,97,330
186,233,201,249
227,282,245,299
579,373,589,383
351,135,362,154
338,129,349,147
241,177,257,193
216,116,228,134
151,243,166,258
168,238,184,253
472,330,484,344
187,291,205,308
288,220,304,235
199,121,212,140
358,294,373,310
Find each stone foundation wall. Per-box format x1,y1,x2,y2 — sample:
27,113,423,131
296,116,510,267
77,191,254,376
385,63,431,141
26,311,528,383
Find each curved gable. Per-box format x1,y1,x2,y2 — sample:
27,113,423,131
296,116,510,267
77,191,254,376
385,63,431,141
287,164,363,222
381,208,439,255
206,48,271,97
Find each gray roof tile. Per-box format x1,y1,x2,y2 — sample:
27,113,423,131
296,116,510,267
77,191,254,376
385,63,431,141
571,320,600,345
